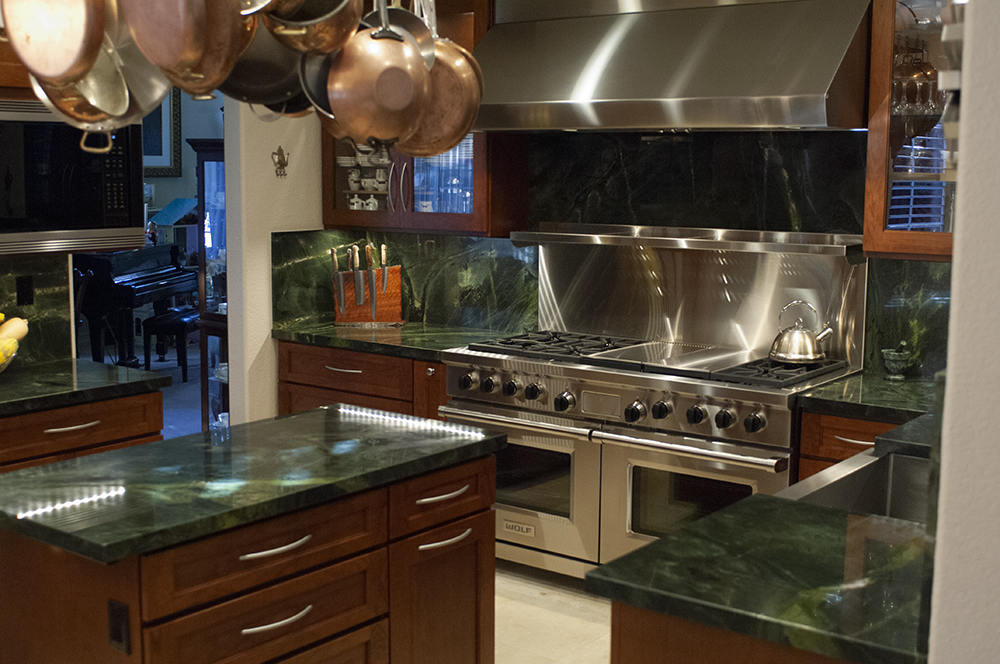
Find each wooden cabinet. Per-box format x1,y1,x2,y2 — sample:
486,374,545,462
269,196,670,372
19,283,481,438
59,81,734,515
798,412,898,480
321,0,528,237
0,41,33,98
278,342,449,421
0,457,495,664
0,392,163,473
863,0,954,260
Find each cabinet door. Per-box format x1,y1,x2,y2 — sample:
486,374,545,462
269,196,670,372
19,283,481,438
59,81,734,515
412,361,448,420
863,0,954,260
0,42,31,92
388,510,495,664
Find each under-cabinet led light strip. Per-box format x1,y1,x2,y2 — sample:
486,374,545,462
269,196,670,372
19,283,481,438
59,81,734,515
17,486,126,520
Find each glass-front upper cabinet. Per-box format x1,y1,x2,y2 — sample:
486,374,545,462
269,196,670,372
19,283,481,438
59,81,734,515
864,0,962,260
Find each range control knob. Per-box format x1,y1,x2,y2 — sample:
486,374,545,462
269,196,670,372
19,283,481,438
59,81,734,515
624,401,647,423
686,405,707,425
715,409,735,430
480,376,496,394
554,392,576,412
524,383,543,401
744,412,767,434
651,401,672,420
458,373,476,391
502,380,520,397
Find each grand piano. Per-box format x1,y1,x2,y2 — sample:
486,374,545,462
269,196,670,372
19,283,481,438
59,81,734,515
74,244,199,366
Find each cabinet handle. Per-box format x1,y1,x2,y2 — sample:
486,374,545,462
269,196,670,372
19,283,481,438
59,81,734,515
325,365,362,374
238,534,313,561
415,483,470,505
400,162,409,212
426,367,436,377
240,605,313,636
833,435,876,447
387,161,396,212
418,527,473,552
44,420,101,434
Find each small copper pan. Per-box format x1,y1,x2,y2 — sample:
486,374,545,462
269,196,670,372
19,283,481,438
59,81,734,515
263,0,363,54
118,0,207,74
2,0,105,86
164,0,257,99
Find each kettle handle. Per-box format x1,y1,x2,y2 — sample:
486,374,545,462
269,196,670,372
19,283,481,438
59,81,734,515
778,300,821,331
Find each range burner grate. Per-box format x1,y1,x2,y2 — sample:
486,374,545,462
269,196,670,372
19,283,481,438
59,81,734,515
711,358,848,388
468,331,647,361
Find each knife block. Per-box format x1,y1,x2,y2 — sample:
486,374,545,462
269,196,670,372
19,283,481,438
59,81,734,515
334,265,404,324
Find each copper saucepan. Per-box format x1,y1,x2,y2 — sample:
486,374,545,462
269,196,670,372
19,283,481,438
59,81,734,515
118,0,207,74
218,12,302,106
2,0,106,87
325,0,430,146
395,0,482,157
263,0,363,54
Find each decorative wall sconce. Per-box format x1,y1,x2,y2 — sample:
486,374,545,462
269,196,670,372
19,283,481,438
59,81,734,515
272,146,290,178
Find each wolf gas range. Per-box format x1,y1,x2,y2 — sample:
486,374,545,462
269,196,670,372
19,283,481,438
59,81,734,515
439,228,867,577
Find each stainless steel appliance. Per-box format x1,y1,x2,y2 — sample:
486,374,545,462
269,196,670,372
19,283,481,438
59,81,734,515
441,227,867,577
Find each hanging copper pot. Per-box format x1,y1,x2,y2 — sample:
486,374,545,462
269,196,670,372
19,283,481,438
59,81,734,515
263,0,363,54
118,0,207,74
2,0,106,87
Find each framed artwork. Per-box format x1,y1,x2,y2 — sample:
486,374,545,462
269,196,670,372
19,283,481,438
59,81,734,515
143,87,182,177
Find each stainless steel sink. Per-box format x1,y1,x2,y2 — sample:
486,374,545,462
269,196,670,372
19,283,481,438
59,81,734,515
778,451,930,523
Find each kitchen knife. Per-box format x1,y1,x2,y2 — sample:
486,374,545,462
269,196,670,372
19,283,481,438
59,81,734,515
366,244,378,321
380,243,387,294
331,248,346,315
353,245,364,305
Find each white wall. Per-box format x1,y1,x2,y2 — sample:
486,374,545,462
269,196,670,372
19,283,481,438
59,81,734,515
225,100,324,425
929,1,1000,661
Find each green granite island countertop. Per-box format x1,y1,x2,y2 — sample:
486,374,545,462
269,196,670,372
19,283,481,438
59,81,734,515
0,404,505,563
586,494,928,664
271,322,519,363
0,359,171,418
796,372,936,423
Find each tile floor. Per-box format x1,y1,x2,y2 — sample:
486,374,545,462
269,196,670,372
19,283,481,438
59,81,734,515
495,560,611,664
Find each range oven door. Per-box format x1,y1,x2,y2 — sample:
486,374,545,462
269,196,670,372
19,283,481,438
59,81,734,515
439,402,601,565
595,427,790,564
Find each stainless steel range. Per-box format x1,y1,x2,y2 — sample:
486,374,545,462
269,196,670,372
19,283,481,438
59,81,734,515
441,227,868,577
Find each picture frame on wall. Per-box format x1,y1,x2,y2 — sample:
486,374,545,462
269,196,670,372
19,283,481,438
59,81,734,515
143,87,182,178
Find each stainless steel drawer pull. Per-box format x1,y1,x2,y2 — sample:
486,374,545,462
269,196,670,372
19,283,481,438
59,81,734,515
418,527,473,551
833,435,877,447
240,605,313,636
415,484,470,506
44,420,102,434
324,365,362,374
238,534,313,561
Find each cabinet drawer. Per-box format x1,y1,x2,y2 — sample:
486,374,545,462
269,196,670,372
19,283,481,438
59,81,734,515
143,548,389,664
0,392,162,465
279,383,413,418
279,343,413,401
798,456,837,480
141,489,387,621
279,619,388,664
800,413,898,462
389,457,495,539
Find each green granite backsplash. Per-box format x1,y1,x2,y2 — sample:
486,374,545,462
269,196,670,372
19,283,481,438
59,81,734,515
271,229,538,333
0,254,72,369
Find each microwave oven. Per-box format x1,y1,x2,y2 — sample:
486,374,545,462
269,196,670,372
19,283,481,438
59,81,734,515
0,100,145,256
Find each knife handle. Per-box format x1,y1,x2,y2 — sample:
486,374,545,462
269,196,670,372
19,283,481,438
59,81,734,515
330,248,339,271
380,244,387,266
365,244,374,268
353,245,360,266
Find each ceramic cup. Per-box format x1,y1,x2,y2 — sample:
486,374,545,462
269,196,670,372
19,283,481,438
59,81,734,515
417,200,434,212
361,177,376,191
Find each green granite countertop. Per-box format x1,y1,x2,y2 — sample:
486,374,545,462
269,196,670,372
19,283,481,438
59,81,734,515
586,494,929,664
271,322,516,363
796,373,936,423
875,414,935,459
0,359,171,418
0,405,505,563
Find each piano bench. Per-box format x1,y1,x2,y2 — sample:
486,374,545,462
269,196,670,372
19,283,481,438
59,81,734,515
142,309,200,382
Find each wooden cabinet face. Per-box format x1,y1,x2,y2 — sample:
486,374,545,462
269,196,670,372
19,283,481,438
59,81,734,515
798,412,899,480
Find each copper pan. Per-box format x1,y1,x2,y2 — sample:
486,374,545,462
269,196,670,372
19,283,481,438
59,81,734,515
263,0,363,54
117,0,206,73
325,0,430,146
33,33,130,122
218,13,301,106
395,0,481,157
2,0,105,87
162,0,256,100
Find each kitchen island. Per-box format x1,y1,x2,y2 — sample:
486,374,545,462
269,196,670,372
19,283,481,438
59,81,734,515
0,405,505,664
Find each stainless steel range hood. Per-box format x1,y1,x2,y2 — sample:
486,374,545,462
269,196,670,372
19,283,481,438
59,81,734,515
472,0,873,131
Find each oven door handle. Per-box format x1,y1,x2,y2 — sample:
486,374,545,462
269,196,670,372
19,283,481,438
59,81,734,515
595,431,789,473
437,406,593,439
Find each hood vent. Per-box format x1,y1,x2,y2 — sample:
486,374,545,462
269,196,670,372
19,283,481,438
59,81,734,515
472,0,872,131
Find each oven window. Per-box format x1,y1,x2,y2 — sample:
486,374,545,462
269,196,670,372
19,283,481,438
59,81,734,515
630,468,752,538
496,445,571,518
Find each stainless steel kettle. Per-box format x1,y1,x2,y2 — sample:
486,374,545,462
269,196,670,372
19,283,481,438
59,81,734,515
769,300,833,363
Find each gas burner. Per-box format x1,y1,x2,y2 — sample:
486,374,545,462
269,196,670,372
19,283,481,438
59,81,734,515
711,358,847,388
468,331,648,362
